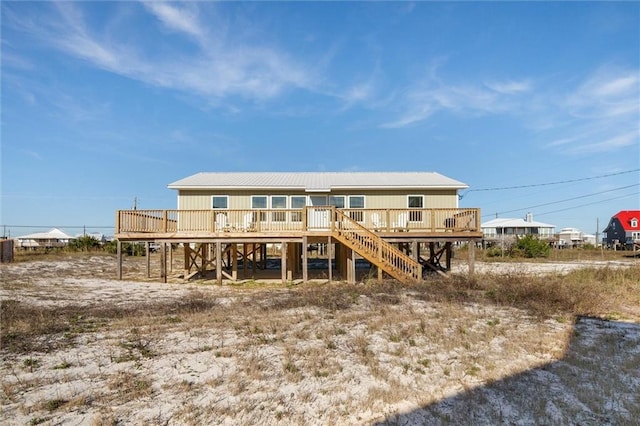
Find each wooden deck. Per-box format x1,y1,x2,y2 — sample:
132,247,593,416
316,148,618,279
114,207,482,284
115,207,482,240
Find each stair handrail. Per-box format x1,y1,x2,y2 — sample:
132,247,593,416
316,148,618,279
333,209,422,283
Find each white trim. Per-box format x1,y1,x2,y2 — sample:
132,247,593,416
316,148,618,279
407,194,424,208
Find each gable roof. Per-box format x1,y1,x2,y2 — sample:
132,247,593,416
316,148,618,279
612,210,640,231
16,228,74,240
168,172,468,192
481,217,555,229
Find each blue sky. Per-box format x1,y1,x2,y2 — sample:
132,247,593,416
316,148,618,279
2,1,639,238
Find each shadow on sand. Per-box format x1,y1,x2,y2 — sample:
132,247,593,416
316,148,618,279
374,316,640,425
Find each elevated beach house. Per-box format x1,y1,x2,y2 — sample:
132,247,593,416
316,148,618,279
481,213,555,241
115,172,482,284
602,210,640,249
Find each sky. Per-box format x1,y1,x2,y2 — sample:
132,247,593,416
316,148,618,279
1,1,639,239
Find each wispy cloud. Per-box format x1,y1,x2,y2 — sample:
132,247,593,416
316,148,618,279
143,2,205,42
546,66,639,155
566,68,639,119
381,76,517,128
6,2,315,104
484,79,532,95
381,59,638,158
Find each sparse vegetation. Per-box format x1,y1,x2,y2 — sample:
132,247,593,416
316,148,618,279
1,253,638,424
68,235,102,252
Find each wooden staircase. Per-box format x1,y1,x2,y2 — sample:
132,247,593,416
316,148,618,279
332,210,422,284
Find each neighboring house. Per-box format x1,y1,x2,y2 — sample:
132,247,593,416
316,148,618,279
481,213,555,240
556,228,596,248
583,233,597,246
602,210,640,249
115,171,483,284
15,228,74,249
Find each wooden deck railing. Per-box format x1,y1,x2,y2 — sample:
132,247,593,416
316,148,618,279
116,207,480,235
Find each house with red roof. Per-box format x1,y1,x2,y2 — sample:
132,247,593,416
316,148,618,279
602,210,640,249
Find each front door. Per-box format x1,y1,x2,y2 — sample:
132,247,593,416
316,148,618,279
308,195,329,229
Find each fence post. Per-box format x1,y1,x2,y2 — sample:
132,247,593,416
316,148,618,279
116,240,122,280
331,207,335,232
302,207,308,231
468,241,475,277
115,211,121,234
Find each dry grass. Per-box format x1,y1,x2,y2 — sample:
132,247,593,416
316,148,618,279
0,293,218,354
1,253,639,425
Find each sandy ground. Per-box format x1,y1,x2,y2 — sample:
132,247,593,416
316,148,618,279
1,254,639,425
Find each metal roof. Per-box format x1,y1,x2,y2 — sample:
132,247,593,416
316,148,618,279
481,217,555,229
168,172,468,192
16,228,74,240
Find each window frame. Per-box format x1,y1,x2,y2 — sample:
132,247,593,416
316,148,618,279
211,195,229,210
290,196,307,222
329,195,346,209
270,195,288,222
348,195,365,222
251,195,268,222
407,195,424,222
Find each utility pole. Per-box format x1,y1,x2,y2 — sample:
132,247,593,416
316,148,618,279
133,196,138,210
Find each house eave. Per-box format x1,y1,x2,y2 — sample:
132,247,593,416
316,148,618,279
168,184,468,192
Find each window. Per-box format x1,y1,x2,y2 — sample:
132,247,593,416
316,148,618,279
271,196,287,209
349,195,365,221
632,218,638,228
252,196,267,209
271,196,287,222
212,196,228,209
349,196,365,209
251,196,267,222
291,196,306,222
329,196,345,208
408,195,423,222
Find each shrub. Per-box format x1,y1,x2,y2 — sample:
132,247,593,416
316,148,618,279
485,246,504,258
104,241,146,256
514,235,551,258
68,235,101,251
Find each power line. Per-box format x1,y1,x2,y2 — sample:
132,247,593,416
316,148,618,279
535,192,638,217
481,183,640,218
460,168,639,198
